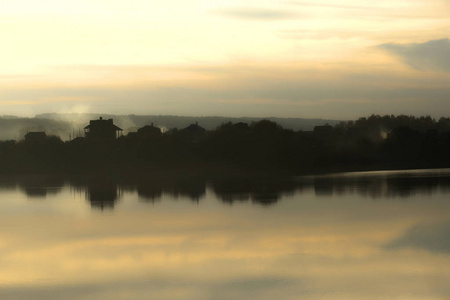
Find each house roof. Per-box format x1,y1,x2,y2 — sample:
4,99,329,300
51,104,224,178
138,125,161,133
184,122,206,133
84,118,123,131
84,124,123,131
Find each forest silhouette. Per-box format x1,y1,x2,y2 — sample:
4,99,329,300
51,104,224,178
1,114,450,175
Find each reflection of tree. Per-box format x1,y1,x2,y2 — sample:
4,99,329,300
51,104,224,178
385,177,438,197
137,178,206,202
0,176,16,192
209,179,251,204
310,171,450,199
210,178,300,206
137,181,164,202
23,187,48,198
313,178,334,197
17,174,64,199
168,179,205,201
251,192,279,206
136,177,296,205
14,169,447,209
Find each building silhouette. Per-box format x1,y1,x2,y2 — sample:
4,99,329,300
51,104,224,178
137,123,162,138
183,122,206,134
84,117,123,141
24,132,47,143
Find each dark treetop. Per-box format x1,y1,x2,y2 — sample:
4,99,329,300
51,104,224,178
1,114,450,176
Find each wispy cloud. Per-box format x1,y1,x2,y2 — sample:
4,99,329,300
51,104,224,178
285,0,450,20
379,38,450,72
214,7,298,21
283,1,373,10
2,62,450,118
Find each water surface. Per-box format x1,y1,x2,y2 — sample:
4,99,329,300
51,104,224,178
1,169,450,299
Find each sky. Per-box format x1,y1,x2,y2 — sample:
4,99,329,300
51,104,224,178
1,0,450,119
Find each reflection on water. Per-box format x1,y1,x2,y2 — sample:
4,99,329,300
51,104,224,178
3,169,450,207
86,182,119,210
311,170,450,199
211,178,300,205
15,174,64,199
0,169,450,299
385,220,450,254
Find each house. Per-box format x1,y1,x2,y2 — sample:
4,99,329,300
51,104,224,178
137,123,162,138
84,117,123,141
24,132,47,143
183,122,206,134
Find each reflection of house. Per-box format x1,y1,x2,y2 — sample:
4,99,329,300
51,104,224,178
86,183,119,210
24,132,47,143
84,117,123,141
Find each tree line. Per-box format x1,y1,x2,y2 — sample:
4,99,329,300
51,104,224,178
1,114,450,175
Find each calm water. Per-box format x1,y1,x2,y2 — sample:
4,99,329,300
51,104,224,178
1,169,450,299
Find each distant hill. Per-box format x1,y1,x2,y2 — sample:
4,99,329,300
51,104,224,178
0,113,342,141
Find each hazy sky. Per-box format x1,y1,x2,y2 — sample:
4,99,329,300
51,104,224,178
1,0,450,119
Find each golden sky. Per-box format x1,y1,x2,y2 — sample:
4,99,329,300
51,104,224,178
1,0,450,118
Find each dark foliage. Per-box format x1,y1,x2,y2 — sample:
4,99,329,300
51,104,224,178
1,114,450,175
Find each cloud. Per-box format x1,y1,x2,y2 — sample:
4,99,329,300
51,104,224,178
379,38,450,72
385,220,450,254
8,84,449,119
283,1,372,10
2,62,450,119
215,7,297,20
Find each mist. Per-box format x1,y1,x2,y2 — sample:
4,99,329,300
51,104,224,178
0,113,341,141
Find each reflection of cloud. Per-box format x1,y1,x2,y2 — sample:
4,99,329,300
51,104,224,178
207,276,300,300
0,275,300,300
215,8,297,20
385,221,450,254
379,38,450,72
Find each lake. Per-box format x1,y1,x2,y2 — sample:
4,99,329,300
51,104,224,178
1,169,450,299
